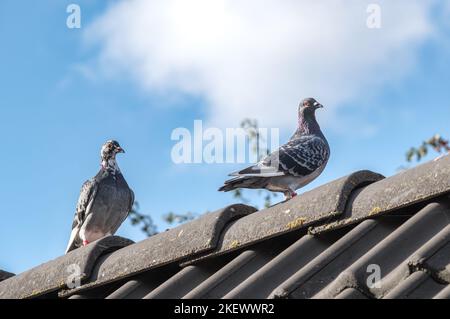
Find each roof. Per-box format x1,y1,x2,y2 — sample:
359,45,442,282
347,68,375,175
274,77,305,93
0,155,449,299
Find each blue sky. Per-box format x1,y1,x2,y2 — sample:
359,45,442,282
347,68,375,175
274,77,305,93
1,0,449,274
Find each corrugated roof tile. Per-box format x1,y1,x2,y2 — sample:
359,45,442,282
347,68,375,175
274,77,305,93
383,271,447,299
271,217,407,299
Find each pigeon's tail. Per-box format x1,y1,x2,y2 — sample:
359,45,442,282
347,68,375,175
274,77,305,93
65,226,81,254
218,175,268,192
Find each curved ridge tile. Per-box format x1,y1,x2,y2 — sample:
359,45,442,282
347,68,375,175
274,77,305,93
0,236,134,299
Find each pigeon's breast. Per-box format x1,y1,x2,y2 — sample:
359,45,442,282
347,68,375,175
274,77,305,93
84,174,132,235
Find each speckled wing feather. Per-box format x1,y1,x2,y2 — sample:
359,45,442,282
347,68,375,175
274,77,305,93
65,179,98,253
233,135,329,178
275,135,329,177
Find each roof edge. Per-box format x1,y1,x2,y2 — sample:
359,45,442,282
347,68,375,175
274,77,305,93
0,236,134,299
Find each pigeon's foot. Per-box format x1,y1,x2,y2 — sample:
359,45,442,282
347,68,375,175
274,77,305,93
284,190,298,200
82,240,89,246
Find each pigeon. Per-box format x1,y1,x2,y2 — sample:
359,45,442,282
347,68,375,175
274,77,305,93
219,98,330,200
65,140,134,253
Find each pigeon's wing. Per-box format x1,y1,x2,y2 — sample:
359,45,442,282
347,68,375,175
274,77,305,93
276,136,329,177
73,179,99,229
231,136,329,178
65,179,99,254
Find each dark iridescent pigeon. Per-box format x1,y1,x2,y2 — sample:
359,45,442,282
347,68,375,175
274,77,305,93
219,98,330,200
65,140,134,253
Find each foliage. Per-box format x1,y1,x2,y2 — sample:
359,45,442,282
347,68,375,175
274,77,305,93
163,211,197,224
232,119,278,209
128,201,158,236
406,134,450,162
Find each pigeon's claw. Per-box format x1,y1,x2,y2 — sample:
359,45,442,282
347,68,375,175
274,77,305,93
284,190,297,201
82,240,89,246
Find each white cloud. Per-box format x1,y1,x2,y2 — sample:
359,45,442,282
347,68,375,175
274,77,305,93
85,0,436,130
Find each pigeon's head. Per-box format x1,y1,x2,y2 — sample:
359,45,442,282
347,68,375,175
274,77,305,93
299,98,323,115
101,140,125,160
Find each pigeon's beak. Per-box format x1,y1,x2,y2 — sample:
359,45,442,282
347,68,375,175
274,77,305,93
314,102,323,109
116,147,125,153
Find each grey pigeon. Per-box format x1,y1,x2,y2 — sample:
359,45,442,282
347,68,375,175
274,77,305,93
219,98,330,200
65,140,134,253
